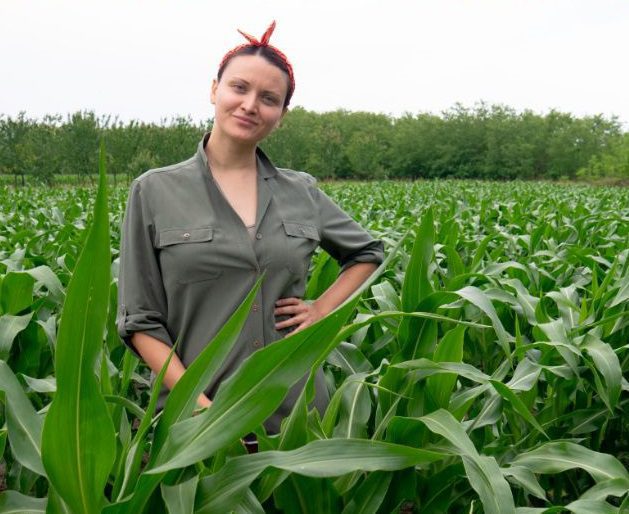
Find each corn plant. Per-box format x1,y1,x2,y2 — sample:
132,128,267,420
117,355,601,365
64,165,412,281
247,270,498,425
0,170,627,512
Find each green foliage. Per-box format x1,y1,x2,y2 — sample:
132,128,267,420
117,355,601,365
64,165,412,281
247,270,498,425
0,178,627,512
578,133,629,181
1,104,625,183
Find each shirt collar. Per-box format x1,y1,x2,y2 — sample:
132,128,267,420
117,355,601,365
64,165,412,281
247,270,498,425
197,132,278,179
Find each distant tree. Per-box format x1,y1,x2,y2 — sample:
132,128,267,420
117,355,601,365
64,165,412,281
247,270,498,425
60,111,99,184
0,105,625,184
0,112,35,186
578,133,629,180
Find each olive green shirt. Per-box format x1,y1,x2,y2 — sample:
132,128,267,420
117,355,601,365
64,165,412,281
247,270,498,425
116,133,384,432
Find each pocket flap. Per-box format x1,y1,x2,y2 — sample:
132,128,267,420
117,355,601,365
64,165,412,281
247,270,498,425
158,227,213,247
282,221,320,241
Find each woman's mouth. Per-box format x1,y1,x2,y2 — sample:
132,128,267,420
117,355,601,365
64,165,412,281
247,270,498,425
233,115,257,127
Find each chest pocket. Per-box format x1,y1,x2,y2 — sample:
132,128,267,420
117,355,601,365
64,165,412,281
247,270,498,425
158,227,214,247
282,221,320,275
157,227,223,285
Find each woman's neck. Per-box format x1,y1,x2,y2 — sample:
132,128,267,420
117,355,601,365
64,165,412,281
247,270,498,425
206,131,257,172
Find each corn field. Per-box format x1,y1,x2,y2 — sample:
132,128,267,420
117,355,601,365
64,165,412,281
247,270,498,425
0,154,627,513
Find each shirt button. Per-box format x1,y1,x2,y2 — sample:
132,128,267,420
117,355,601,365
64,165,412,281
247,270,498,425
182,232,191,239
252,304,259,312
253,339,262,348
255,233,262,240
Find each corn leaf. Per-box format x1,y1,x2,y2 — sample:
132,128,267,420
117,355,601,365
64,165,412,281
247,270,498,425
0,361,45,476
194,439,444,513
41,142,115,514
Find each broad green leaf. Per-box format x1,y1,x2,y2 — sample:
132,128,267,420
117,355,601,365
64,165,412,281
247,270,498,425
0,361,45,476
115,345,176,500
502,465,547,501
231,488,264,514
399,209,434,350
506,358,541,391
24,265,65,303
420,409,516,514
514,509,563,514
426,325,466,409
327,342,373,375
467,390,502,430
305,250,340,300
546,286,580,329
579,477,629,501
41,141,115,514
490,380,548,438
161,475,198,514
454,286,513,360
471,234,494,271
371,281,401,312
608,271,629,308
568,408,610,435
462,455,516,514
341,471,392,514
21,375,56,394
0,428,6,459
255,371,314,502
503,278,539,325
333,373,371,438
0,490,47,513
511,442,629,483
401,208,434,313
0,272,34,315
0,313,33,360
274,475,340,514
564,499,619,514
537,319,579,374
582,333,622,410
194,439,444,513
393,358,490,385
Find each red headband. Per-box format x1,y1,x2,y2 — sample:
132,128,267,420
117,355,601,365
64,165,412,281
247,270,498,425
218,21,295,99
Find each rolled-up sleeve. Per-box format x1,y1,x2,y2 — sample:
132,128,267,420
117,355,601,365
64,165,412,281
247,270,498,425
315,186,384,272
117,179,173,351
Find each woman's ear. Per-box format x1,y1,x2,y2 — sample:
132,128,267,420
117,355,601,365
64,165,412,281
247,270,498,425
210,79,218,105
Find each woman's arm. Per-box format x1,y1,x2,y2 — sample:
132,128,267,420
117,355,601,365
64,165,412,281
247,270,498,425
131,332,212,409
274,262,377,333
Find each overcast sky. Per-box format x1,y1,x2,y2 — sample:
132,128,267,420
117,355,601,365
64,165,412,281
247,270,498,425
1,0,628,127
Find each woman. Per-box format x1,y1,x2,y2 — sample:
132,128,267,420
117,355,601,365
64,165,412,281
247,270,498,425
116,21,384,437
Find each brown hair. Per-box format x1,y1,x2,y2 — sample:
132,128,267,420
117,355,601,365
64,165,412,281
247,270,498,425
217,21,295,108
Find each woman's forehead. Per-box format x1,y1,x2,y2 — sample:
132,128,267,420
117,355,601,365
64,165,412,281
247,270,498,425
221,55,289,93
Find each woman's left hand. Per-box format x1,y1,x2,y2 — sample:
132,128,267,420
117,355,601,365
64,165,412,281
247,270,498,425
274,297,324,334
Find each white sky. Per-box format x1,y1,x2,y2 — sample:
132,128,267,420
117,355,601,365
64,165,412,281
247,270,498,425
1,0,628,127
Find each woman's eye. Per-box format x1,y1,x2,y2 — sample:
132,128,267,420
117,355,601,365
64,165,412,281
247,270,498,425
262,95,279,106
232,83,246,92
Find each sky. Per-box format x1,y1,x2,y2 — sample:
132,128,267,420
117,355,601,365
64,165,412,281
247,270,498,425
1,0,628,127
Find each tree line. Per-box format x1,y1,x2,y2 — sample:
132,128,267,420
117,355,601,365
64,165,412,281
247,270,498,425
0,104,627,185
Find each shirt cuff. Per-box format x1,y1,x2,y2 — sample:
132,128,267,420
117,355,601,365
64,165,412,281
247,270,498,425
117,308,174,356
339,240,385,272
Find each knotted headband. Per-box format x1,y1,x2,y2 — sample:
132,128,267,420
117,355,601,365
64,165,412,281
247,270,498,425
218,21,295,99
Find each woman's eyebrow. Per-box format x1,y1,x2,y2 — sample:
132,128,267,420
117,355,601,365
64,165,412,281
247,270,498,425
229,76,282,96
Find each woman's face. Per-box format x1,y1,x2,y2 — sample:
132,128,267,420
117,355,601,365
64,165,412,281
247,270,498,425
211,54,288,145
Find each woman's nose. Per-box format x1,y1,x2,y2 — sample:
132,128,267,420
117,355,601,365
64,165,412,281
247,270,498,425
240,93,257,113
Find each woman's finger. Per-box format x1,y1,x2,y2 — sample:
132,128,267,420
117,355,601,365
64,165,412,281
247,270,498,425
274,304,307,316
275,297,300,306
275,313,306,329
